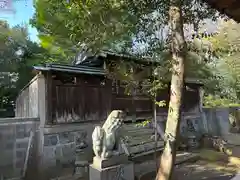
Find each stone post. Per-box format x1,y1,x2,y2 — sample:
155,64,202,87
90,110,134,180
89,155,134,180
216,108,230,135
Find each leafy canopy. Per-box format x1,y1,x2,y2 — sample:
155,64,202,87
208,20,240,102
0,20,67,117
31,0,226,103
31,0,217,54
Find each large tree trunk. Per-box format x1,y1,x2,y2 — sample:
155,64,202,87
156,0,186,180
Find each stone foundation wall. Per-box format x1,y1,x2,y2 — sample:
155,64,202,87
203,108,230,136
40,123,99,179
0,107,236,180
0,117,39,179
0,119,100,180
157,113,203,138
229,107,240,133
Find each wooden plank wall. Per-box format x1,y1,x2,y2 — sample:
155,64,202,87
111,84,153,121
51,75,112,123
15,76,39,118
15,87,30,117
52,85,111,123
50,73,201,124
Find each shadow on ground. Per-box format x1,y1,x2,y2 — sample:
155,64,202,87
139,159,238,180
172,160,236,180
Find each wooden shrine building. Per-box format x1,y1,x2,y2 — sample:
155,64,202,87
15,51,204,126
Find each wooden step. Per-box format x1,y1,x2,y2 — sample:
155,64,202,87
127,141,164,155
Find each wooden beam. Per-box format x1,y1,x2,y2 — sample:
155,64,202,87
204,0,240,22
217,0,235,8
46,71,53,124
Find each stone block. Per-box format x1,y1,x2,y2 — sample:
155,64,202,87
75,160,89,177
15,124,25,131
16,140,28,149
92,155,129,169
16,131,26,139
15,159,24,169
0,151,13,166
216,109,230,135
75,166,89,179
59,132,74,144
0,164,15,179
76,148,93,162
0,131,3,141
43,146,57,167
4,133,15,141
16,150,26,159
16,124,27,138
56,143,76,164
0,125,15,134
75,131,88,146
62,143,75,154
5,141,14,149
89,162,134,180
44,134,59,146
23,125,32,137
201,136,213,148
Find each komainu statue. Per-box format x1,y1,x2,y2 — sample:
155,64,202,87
92,110,125,159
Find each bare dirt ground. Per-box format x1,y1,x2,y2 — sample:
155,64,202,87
137,148,240,180
52,147,240,180
173,149,240,180
173,160,237,180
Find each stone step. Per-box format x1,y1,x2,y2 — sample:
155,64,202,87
127,141,164,156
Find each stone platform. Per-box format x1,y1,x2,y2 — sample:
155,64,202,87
89,156,134,180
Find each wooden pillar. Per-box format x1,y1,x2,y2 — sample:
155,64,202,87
106,79,113,117
198,86,208,133
45,71,53,125
199,86,204,113
37,73,46,127
131,87,136,123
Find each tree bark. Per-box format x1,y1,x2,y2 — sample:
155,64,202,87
156,0,186,180
235,108,240,132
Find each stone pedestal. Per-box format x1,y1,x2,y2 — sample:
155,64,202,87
74,148,91,178
89,155,134,180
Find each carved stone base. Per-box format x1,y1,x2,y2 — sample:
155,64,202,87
89,162,134,180
92,155,128,169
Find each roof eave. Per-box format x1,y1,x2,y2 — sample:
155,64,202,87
33,64,106,76
204,0,240,22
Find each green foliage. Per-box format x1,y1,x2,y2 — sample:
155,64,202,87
31,0,222,101
32,0,240,109
204,20,240,104
135,119,151,127
0,21,37,115
156,100,166,108
203,95,240,108
31,0,218,54
0,20,67,117
136,101,165,128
